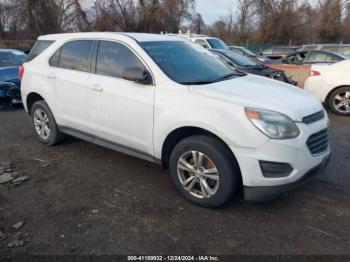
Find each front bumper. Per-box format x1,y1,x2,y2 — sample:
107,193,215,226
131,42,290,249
244,151,331,202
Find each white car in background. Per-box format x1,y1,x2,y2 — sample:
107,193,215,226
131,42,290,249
304,60,350,115
167,33,230,50
21,33,330,207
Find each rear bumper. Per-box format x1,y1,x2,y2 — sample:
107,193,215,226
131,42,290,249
244,151,331,202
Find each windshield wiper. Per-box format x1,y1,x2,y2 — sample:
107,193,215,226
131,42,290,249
180,73,240,85
180,80,218,85
245,64,266,69
215,73,238,81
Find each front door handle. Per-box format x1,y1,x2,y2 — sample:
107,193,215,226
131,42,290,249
91,84,103,92
47,72,56,79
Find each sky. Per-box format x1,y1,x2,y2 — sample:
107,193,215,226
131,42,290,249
195,0,318,24
195,0,236,24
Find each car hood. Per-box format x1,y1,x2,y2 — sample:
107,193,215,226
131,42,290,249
190,74,323,121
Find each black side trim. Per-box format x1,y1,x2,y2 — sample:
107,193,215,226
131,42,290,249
59,126,160,165
244,152,331,202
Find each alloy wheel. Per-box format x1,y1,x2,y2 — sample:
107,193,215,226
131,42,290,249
33,109,51,140
177,151,220,199
333,91,350,114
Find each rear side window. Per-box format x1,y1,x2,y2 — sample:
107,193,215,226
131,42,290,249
27,40,54,62
58,40,93,72
95,41,145,79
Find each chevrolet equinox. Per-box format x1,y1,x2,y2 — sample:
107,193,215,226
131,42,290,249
20,33,331,207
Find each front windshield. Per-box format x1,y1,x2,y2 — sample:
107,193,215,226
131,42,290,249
220,50,258,67
141,41,239,84
207,39,229,50
0,51,26,67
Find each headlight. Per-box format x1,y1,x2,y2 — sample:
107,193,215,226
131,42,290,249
245,108,300,139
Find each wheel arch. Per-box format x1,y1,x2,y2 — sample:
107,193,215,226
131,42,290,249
26,92,45,115
160,126,242,177
325,85,350,106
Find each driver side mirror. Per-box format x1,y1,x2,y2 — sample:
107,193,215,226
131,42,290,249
122,68,152,85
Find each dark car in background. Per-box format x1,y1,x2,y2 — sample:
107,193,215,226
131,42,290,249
210,49,297,85
229,45,273,64
262,46,301,60
284,50,346,65
0,49,27,110
301,44,350,59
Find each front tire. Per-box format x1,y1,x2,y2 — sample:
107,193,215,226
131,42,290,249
328,86,350,116
31,100,65,146
169,135,241,208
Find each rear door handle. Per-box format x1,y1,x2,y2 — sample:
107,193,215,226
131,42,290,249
47,72,56,79
91,84,103,92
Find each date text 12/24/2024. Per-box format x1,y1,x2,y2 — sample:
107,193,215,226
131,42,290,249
127,256,219,261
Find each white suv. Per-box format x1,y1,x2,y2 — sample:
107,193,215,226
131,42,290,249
21,33,331,207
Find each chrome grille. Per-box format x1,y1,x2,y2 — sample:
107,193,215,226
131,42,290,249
306,129,329,155
302,110,325,124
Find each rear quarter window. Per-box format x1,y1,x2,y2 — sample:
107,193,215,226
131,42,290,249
27,40,54,62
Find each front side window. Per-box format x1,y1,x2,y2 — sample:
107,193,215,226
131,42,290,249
96,41,145,79
141,41,240,84
59,40,93,72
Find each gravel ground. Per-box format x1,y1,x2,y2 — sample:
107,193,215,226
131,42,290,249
0,109,349,256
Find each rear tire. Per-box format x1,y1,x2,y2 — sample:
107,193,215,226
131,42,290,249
31,100,65,146
169,135,241,208
328,86,350,116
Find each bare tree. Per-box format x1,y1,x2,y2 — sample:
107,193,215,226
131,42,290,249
24,0,89,37
1,0,350,45
317,0,342,43
188,13,205,34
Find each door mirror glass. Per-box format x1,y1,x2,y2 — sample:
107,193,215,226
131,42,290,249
122,68,152,84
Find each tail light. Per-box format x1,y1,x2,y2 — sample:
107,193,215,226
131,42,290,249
309,70,321,76
19,65,24,80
